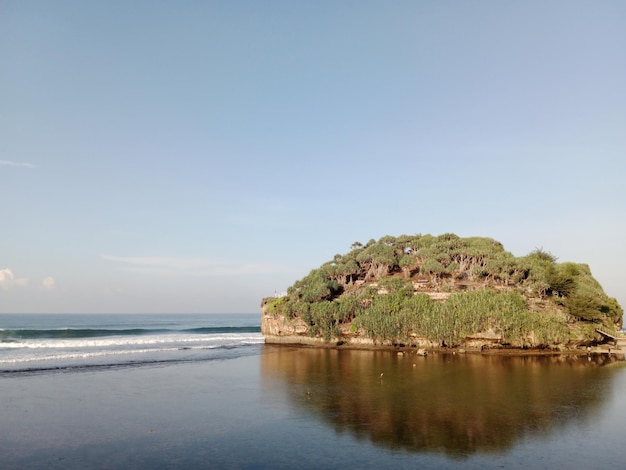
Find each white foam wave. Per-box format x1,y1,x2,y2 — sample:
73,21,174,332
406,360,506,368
1,347,182,364
0,332,264,366
1,340,257,364
0,333,264,349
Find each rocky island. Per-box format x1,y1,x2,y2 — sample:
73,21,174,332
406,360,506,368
261,233,623,353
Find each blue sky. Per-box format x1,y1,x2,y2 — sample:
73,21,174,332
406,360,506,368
1,0,625,314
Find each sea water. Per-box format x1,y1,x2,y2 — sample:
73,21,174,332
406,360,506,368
1,314,626,469
0,313,262,374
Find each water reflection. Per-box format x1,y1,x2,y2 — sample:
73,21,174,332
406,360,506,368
261,347,621,457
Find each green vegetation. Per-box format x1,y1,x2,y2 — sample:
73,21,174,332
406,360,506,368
263,233,622,348
353,290,570,347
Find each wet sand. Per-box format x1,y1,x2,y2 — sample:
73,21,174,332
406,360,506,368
2,346,625,469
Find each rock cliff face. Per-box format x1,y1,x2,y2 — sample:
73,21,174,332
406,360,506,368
260,305,585,352
261,303,442,349
261,306,325,346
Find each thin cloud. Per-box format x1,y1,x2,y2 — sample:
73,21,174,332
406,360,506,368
101,254,290,276
0,268,29,289
42,276,56,291
101,255,224,270
0,160,36,168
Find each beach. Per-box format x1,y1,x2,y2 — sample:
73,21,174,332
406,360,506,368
1,354,266,469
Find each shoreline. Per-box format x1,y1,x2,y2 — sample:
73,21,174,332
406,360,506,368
263,335,625,358
261,313,625,359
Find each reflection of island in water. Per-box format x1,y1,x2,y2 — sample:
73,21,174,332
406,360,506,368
261,347,620,457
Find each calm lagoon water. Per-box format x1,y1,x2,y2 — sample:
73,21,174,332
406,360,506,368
1,314,625,469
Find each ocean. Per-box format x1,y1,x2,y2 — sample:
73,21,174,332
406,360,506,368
2,314,626,469
0,313,262,375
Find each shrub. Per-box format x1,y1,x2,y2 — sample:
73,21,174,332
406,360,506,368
566,294,603,321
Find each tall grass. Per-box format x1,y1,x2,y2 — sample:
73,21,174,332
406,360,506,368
352,290,569,347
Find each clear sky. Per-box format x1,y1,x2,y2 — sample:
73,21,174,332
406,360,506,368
1,1,625,314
